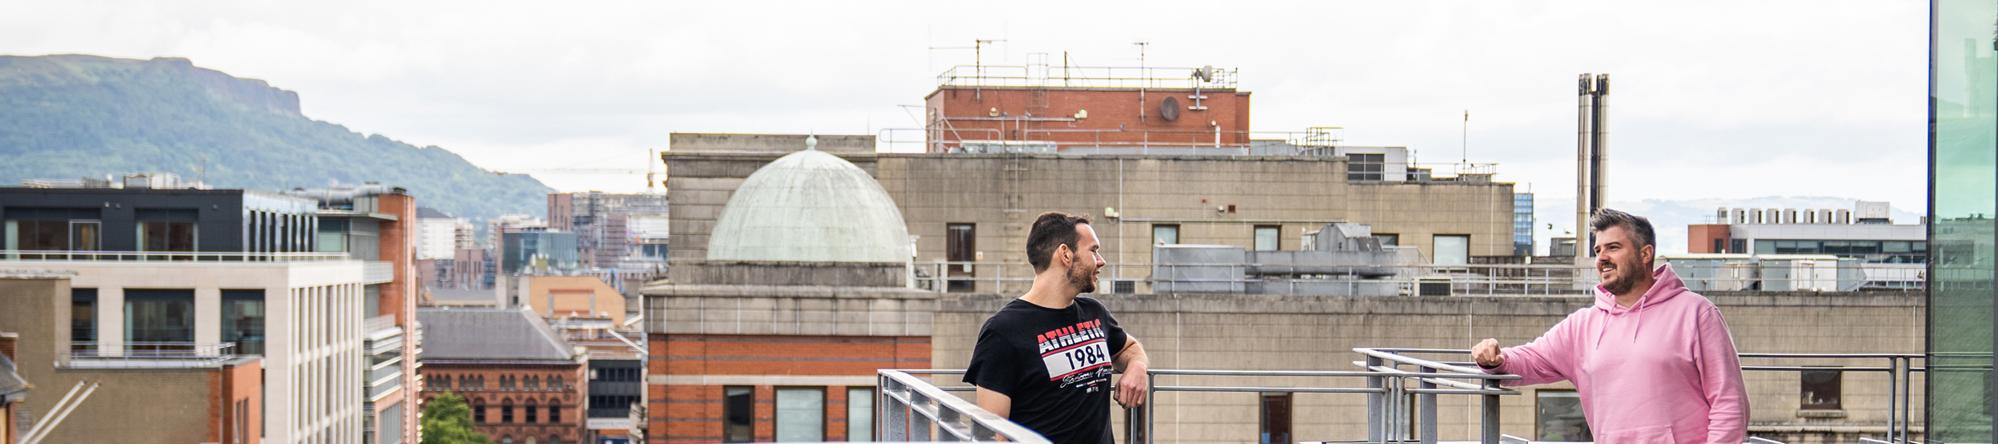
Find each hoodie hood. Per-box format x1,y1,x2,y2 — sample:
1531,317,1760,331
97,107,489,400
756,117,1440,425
1591,263,1690,344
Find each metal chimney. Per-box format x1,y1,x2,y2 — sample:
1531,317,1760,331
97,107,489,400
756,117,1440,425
1576,74,1595,263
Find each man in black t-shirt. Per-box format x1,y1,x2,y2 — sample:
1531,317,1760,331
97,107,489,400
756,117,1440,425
964,212,1151,444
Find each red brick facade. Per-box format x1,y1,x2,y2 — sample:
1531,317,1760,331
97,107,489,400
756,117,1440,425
421,364,589,444
925,86,1252,152
647,334,929,442
1688,224,1733,253
210,359,262,444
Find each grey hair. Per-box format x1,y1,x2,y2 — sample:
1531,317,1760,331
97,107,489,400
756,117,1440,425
1589,208,1655,249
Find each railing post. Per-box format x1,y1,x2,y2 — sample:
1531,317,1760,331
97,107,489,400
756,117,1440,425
1366,355,1385,443
1481,379,1501,444
1418,366,1437,444
1886,357,1897,443
1145,373,1156,444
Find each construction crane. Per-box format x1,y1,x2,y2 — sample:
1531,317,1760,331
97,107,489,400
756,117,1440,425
491,148,664,192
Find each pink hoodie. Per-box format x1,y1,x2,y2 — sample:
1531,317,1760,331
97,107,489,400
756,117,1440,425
1491,264,1749,444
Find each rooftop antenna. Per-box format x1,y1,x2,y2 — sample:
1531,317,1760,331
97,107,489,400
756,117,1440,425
1134,41,1151,122
1461,109,1470,164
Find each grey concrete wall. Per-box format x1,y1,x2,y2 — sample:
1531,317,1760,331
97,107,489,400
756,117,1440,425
666,260,905,288
0,276,222,443
933,291,1924,443
643,285,936,337
663,135,1518,296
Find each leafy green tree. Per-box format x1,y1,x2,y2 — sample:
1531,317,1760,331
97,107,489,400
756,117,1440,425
421,391,492,444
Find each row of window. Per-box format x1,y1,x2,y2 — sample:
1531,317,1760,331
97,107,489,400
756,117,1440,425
469,400,563,425
724,386,874,442
7,219,195,251
68,288,266,355
427,374,569,391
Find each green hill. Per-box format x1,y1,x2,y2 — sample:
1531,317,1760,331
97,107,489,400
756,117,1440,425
0,54,551,221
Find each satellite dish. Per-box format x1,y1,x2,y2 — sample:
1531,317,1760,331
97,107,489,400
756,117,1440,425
1160,97,1181,121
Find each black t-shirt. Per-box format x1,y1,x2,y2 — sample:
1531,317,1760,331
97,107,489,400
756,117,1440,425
963,297,1129,444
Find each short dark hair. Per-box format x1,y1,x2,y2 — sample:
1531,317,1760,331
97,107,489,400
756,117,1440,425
1026,211,1091,273
1589,208,1655,250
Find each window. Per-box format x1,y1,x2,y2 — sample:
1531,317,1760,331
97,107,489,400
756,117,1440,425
222,290,265,355
474,402,486,423
502,400,514,423
525,376,539,390
1259,392,1292,444
525,399,538,423
1713,239,1726,253
724,386,754,442
1535,390,1591,441
1801,369,1842,410
1433,235,1470,266
1730,239,1747,254
139,221,196,252
945,223,975,293
70,220,100,251
72,288,96,344
1374,233,1399,247
847,387,874,441
776,387,825,442
1254,225,1281,252
1152,224,1180,246
1347,153,1386,181
13,219,69,250
124,289,194,343
548,404,560,423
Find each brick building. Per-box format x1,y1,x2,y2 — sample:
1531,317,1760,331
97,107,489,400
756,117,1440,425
924,64,1251,152
418,308,588,444
644,137,933,442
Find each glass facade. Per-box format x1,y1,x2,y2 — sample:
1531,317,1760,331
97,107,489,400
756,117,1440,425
1929,0,1998,441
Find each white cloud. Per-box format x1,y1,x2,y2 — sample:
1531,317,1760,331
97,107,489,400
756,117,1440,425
0,0,1930,205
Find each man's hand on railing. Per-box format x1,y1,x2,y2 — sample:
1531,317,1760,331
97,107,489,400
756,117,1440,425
1472,338,1505,369
1115,362,1149,409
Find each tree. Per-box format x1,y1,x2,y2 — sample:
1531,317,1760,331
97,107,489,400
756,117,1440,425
422,391,492,444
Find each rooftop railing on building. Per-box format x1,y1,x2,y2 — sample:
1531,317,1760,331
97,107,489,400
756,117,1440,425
936,64,1238,90
912,261,1924,296
2,250,352,262
63,341,241,368
879,348,1930,444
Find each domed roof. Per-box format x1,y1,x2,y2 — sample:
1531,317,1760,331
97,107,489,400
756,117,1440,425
706,137,911,263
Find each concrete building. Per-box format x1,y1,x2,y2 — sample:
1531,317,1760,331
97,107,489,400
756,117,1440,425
664,133,1516,295
0,184,380,443
288,185,423,444
928,289,1924,444
521,275,628,326
1,270,265,444
1686,203,1925,290
644,138,933,442
415,207,462,261
418,308,588,444
548,192,669,271
923,63,1251,152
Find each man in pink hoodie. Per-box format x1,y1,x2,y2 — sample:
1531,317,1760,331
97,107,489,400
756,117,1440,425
1470,208,1749,443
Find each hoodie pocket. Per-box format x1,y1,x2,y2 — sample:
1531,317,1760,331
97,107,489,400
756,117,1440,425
1597,424,1676,444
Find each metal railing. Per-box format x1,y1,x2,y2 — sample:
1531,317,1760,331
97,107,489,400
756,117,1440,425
877,369,1050,443
64,341,239,368
912,260,1925,296
937,64,1239,90
1,250,352,262
881,349,1929,444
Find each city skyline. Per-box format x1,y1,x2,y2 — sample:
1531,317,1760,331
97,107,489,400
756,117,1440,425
0,1,1927,217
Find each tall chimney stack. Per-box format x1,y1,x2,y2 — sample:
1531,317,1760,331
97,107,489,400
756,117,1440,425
1576,74,1596,263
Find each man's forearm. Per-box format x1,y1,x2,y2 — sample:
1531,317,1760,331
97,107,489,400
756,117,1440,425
1114,338,1148,372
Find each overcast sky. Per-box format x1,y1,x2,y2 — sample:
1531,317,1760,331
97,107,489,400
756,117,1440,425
0,1,1930,224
